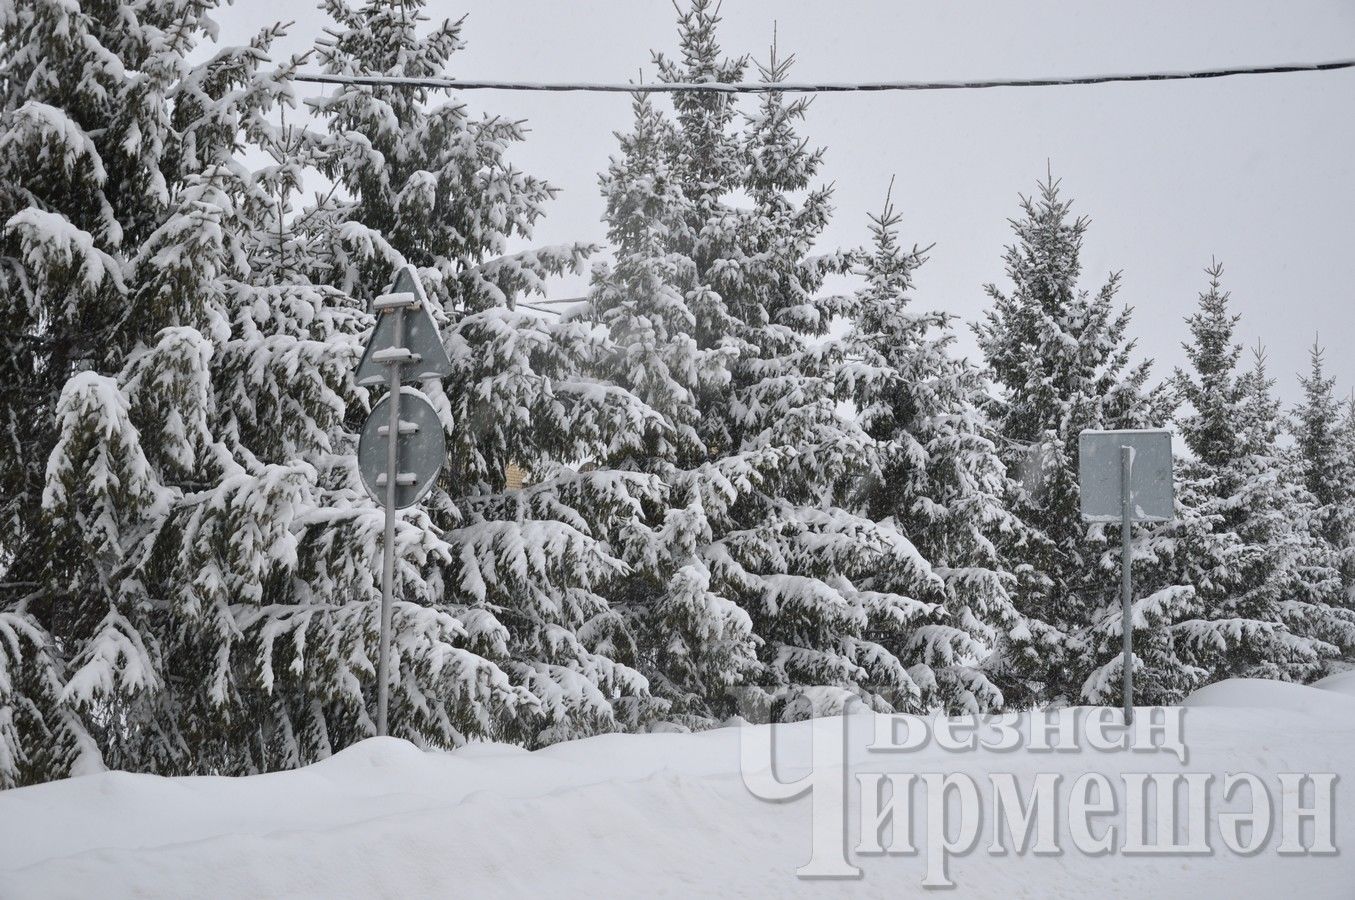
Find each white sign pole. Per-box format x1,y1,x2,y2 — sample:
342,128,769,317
1119,445,1134,727
376,305,405,738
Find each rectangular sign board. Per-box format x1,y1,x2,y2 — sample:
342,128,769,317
1078,429,1175,522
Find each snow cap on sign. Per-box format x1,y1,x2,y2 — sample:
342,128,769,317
354,265,453,387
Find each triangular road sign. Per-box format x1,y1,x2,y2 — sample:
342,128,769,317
354,266,453,387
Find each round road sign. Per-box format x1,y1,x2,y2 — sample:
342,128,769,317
358,387,446,509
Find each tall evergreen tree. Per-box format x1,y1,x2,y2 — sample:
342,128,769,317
1249,350,1355,672
1169,266,1345,681
0,0,319,783
586,89,758,726
974,175,1196,706
592,5,950,723
270,0,667,751
721,35,936,719
840,185,1034,712
1340,393,1355,600
0,0,668,786
1293,342,1355,601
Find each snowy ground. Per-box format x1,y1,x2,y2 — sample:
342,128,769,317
3,676,1354,898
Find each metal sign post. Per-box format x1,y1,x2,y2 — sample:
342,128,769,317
1119,446,1133,726
1078,429,1175,727
377,305,401,737
354,266,452,737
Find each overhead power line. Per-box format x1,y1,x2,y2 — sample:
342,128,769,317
292,58,1355,94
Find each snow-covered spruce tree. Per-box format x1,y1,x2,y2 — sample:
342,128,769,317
1293,343,1355,605
0,0,332,783
1340,394,1355,599
1169,265,1345,681
594,5,952,723
585,90,759,726
0,0,132,784
1247,348,1355,670
586,5,776,727
705,31,893,721
839,187,1035,712
286,0,667,750
974,175,1198,707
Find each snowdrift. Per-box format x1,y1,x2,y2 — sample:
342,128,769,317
3,679,1353,898
1313,668,1355,698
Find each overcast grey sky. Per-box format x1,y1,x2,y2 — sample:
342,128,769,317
222,0,1355,404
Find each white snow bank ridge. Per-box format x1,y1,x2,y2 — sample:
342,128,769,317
2,678,1353,898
